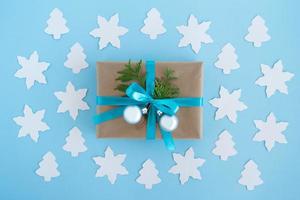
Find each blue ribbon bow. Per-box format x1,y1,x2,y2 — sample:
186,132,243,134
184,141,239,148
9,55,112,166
94,60,203,150
126,82,179,116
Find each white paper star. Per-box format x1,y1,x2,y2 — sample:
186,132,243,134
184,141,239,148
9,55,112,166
90,13,128,49
255,60,294,98
15,51,50,89
253,112,288,151
168,147,205,184
93,146,128,184
209,86,247,123
13,105,49,142
176,14,213,53
54,82,89,120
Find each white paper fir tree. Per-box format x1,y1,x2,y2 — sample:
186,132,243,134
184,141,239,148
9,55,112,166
136,159,161,189
238,160,263,190
63,127,87,157
141,8,166,40
245,15,270,47
64,43,88,74
35,152,60,182
215,43,240,74
45,8,69,39
212,130,237,160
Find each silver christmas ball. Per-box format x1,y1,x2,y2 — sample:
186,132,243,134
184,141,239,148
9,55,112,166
159,115,178,132
123,106,142,124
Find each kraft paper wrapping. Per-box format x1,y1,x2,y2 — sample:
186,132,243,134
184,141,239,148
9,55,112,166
96,61,203,139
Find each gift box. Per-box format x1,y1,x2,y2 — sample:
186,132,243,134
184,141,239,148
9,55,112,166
95,61,203,140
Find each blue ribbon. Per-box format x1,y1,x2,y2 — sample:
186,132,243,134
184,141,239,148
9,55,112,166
94,60,203,151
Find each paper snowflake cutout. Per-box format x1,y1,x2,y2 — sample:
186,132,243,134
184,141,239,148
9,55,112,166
253,112,288,151
15,51,50,89
255,60,294,98
45,8,69,39
209,86,247,123
90,13,128,49
13,105,49,142
93,146,128,184
54,82,89,120
168,147,205,184
176,14,213,53
238,160,263,190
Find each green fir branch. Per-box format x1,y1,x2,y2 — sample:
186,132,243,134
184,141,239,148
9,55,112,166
153,68,179,99
115,60,146,92
115,60,179,98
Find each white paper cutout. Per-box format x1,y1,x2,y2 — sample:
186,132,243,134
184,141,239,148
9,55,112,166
176,14,213,53
209,86,247,123
36,152,60,182
93,146,128,184
255,60,294,98
136,159,161,189
141,8,166,40
54,81,89,120
64,42,88,74
62,127,87,157
15,51,50,89
168,147,205,184
45,8,69,39
245,15,270,47
13,105,49,142
212,130,237,161
215,43,240,74
253,112,288,151
90,14,128,49
238,160,263,190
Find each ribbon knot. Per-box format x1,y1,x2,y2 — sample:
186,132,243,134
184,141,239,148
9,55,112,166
126,82,179,116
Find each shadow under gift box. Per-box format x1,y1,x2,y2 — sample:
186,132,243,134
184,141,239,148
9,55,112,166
96,61,203,139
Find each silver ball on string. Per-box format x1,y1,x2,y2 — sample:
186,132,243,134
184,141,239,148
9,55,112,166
157,110,178,132
123,106,179,132
123,105,142,124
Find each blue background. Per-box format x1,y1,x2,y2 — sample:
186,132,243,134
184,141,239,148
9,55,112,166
0,0,299,199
